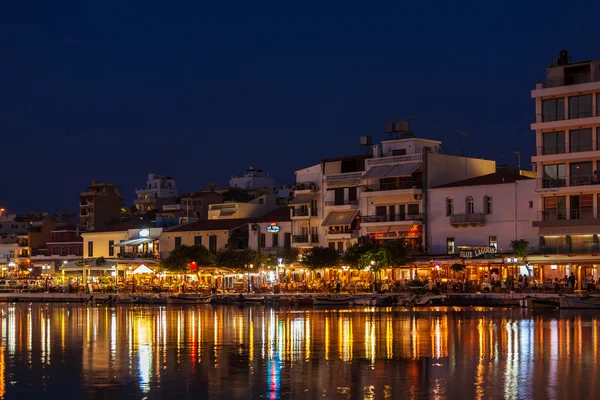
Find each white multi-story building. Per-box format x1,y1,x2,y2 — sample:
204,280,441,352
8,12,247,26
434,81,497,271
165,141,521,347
531,50,600,254
427,170,538,255
289,131,496,253
134,173,178,212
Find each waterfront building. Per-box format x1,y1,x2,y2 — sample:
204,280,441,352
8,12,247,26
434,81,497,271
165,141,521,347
0,212,29,243
29,224,83,276
79,180,123,231
134,173,178,213
0,243,17,273
12,219,56,270
288,127,496,253
80,220,162,279
247,207,292,255
160,218,254,257
229,167,273,190
530,50,600,284
427,170,538,255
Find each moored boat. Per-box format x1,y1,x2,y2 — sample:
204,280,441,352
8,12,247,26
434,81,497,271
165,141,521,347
559,295,600,309
237,295,265,304
520,297,559,309
169,294,212,304
293,295,314,306
313,294,352,306
135,294,169,304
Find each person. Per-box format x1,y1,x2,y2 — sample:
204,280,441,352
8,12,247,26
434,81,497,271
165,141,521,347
568,273,575,293
335,278,342,293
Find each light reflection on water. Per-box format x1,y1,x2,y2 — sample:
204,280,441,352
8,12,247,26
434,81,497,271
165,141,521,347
0,305,598,399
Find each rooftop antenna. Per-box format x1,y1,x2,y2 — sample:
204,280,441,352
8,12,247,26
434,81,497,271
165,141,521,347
457,131,469,156
512,151,521,169
499,149,505,165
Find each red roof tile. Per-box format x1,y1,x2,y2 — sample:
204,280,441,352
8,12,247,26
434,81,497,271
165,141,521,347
432,171,533,189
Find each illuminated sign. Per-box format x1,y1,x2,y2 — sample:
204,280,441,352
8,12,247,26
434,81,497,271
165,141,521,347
460,246,496,259
267,223,280,233
139,229,150,238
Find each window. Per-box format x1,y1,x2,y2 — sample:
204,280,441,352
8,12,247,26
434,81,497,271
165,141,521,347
407,203,419,216
489,236,497,250
596,127,600,151
328,242,336,249
87,241,93,257
465,196,474,214
484,196,492,214
445,198,453,217
284,233,291,249
570,194,593,219
259,198,264,204
542,164,566,188
529,201,534,209
542,131,565,155
209,235,217,254
259,233,266,248
542,98,565,122
348,187,357,202
568,94,592,119
194,236,202,246
392,149,407,156
174,236,182,248
272,233,279,247
334,188,344,205
337,242,344,252
569,128,592,153
597,94,600,117
446,238,455,254
570,161,593,186
108,240,114,257
543,196,566,221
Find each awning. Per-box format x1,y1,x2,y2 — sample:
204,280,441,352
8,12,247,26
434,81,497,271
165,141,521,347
87,264,116,271
113,238,155,247
132,264,154,274
385,163,421,178
289,193,317,205
220,209,236,216
59,261,82,272
322,210,359,226
362,166,395,179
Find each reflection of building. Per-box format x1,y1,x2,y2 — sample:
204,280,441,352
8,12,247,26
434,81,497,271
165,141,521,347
428,170,538,254
79,180,123,231
247,208,292,254
289,130,496,253
134,173,178,213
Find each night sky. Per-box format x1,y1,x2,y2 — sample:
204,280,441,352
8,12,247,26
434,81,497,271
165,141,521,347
1,1,598,214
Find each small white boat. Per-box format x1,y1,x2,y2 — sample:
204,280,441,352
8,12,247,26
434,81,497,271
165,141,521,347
559,295,600,309
313,294,353,306
169,294,212,304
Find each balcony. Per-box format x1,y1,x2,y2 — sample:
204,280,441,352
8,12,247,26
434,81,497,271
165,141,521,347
325,200,358,208
366,153,423,168
546,72,600,89
450,213,486,226
533,209,599,227
291,207,318,218
293,182,318,191
361,213,422,224
325,228,359,240
538,244,599,255
135,198,157,204
363,179,422,193
324,172,363,183
79,202,93,207
292,235,308,243
539,174,600,191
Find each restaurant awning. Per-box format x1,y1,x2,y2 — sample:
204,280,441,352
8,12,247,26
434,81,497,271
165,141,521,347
322,210,359,226
132,264,154,274
113,238,155,247
59,261,82,272
289,193,317,205
385,163,421,178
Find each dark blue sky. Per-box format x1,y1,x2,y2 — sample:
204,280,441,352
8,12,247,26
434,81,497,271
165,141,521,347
1,1,598,214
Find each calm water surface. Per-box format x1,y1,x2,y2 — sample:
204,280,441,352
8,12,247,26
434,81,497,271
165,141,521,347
0,303,598,399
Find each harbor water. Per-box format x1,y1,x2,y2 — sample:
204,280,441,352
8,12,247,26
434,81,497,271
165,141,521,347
0,303,598,399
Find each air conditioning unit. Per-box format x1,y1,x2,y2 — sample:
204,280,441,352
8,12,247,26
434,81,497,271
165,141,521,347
414,194,423,200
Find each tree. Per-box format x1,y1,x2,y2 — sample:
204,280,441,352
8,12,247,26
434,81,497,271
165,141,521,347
342,242,376,269
510,239,530,259
161,245,214,273
358,247,388,272
302,246,339,269
74,259,86,268
382,239,411,267
95,256,106,268
450,263,465,276
215,248,255,270
275,248,300,265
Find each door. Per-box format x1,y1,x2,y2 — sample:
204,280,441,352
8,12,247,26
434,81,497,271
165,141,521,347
398,204,405,221
389,205,396,221
334,188,344,205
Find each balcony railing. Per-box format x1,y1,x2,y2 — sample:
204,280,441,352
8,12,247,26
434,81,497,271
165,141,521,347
538,244,600,255
540,174,600,189
363,180,422,192
292,235,308,243
324,172,364,182
325,200,358,206
545,72,600,88
450,213,486,224
538,209,599,222
293,182,318,191
291,208,318,217
310,234,319,242
327,227,355,234
536,109,598,123
361,213,422,223
366,153,423,168
536,143,597,156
